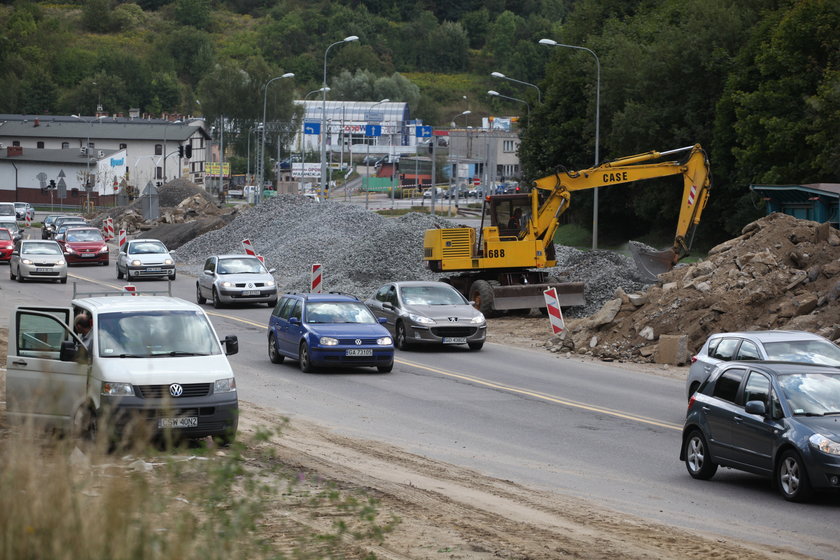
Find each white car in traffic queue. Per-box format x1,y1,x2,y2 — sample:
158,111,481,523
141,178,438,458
116,239,176,280
9,239,68,283
196,254,278,308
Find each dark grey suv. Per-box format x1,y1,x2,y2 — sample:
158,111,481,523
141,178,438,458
681,361,840,501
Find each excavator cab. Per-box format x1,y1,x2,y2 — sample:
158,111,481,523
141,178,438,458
485,194,532,239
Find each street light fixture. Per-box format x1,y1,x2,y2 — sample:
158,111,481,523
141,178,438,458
452,110,471,127
71,114,106,211
487,90,530,118
540,37,601,249
490,71,542,104
320,35,359,198
259,72,295,200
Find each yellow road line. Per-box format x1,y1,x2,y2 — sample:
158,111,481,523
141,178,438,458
67,276,678,432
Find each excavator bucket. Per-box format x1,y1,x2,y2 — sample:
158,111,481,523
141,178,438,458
629,243,677,283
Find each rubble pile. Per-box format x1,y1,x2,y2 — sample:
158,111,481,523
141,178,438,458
552,213,840,363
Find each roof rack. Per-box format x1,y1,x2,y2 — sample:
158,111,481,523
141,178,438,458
72,281,173,299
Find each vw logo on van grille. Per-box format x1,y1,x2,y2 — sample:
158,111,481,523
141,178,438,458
169,383,184,397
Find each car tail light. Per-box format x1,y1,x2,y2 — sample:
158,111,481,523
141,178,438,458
690,355,698,363
688,395,696,410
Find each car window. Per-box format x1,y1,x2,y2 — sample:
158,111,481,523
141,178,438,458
374,285,390,303
66,229,103,243
778,372,840,416
22,242,62,255
217,257,264,274
0,205,14,217
277,298,294,320
763,340,840,366
386,286,398,305
129,241,167,254
736,340,761,360
0,230,10,241
400,284,467,305
743,371,771,405
289,300,302,321
712,367,746,403
306,302,377,324
710,338,739,360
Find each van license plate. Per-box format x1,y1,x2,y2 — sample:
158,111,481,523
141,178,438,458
346,349,372,356
158,417,198,429
443,337,467,344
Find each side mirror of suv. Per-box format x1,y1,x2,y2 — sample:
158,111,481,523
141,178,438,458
745,400,766,416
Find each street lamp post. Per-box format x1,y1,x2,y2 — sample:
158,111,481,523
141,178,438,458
540,37,601,249
162,119,182,182
452,110,471,127
71,114,106,212
321,35,359,198
490,72,542,103
259,72,295,201
487,90,530,118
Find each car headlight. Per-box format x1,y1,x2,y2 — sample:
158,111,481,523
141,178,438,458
21,258,32,265
470,313,486,324
408,313,436,325
56,260,66,266
319,336,339,346
131,259,142,266
809,434,840,456
98,246,109,254
221,281,233,288
266,279,275,287
214,377,237,393
101,381,134,396
65,246,77,254
164,258,173,265
377,336,393,346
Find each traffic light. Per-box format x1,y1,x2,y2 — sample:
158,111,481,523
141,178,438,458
49,179,56,190
184,144,192,159
178,146,184,158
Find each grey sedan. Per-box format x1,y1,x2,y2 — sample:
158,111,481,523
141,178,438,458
9,240,67,283
686,330,840,400
366,281,486,350
196,254,278,308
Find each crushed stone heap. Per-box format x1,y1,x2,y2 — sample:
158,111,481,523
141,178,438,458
171,194,651,312
556,213,840,363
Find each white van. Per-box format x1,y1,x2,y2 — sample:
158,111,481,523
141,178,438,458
6,293,240,445
0,202,17,227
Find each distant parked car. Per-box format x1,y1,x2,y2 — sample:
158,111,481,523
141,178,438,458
14,202,34,221
9,239,67,283
117,238,176,280
686,331,840,399
682,360,840,501
42,214,65,239
50,216,87,239
267,292,394,373
365,281,486,350
4,222,23,243
196,254,278,308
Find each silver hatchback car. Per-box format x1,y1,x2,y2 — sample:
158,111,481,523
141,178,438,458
686,330,840,399
365,281,486,350
117,238,176,280
9,239,68,283
196,254,278,308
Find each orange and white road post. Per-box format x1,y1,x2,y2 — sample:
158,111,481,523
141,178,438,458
543,287,566,335
310,263,322,293
118,229,127,252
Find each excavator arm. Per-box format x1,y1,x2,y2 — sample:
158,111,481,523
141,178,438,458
530,144,711,278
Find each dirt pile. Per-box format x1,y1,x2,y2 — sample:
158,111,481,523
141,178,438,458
553,213,840,363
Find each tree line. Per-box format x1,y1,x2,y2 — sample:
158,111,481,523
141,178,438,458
0,0,836,247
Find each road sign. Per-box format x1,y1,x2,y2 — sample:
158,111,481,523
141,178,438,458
543,288,566,335
57,177,67,199
365,124,382,137
304,122,321,135
473,177,480,186
416,126,433,138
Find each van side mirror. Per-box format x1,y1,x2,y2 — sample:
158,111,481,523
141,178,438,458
223,335,239,356
383,302,394,310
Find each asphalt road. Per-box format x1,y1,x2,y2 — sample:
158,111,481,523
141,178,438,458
2,232,838,559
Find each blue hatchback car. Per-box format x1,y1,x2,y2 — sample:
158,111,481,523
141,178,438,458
267,293,395,373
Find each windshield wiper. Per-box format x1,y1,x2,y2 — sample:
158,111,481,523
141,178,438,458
165,351,209,356
117,353,148,358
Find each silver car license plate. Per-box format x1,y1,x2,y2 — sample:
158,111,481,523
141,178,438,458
158,417,198,429
35,267,52,272
81,253,95,257
346,349,373,356
242,290,258,296
443,337,467,344
147,267,161,272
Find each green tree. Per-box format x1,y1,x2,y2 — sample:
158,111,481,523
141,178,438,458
424,21,469,72
174,0,212,29
81,0,114,33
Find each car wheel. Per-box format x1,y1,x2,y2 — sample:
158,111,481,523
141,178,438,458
60,276,67,284
116,264,124,279
468,341,484,351
377,362,394,373
267,299,277,308
212,288,223,309
268,333,284,364
684,430,718,480
101,259,109,266
169,271,176,281
777,449,812,502
72,405,97,441
17,270,24,282
9,265,15,280
299,342,313,373
196,283,206,305
395,322,410,350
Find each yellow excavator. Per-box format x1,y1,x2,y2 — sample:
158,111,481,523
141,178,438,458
423,144,712,314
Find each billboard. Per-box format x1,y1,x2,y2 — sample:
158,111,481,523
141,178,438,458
205,162,231,176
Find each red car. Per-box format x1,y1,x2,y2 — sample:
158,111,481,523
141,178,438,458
0,227,14,262
59,227,110,265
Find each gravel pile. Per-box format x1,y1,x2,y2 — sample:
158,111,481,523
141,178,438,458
173,194,653,315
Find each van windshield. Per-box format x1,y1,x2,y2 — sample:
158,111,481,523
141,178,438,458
96,310,221,358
